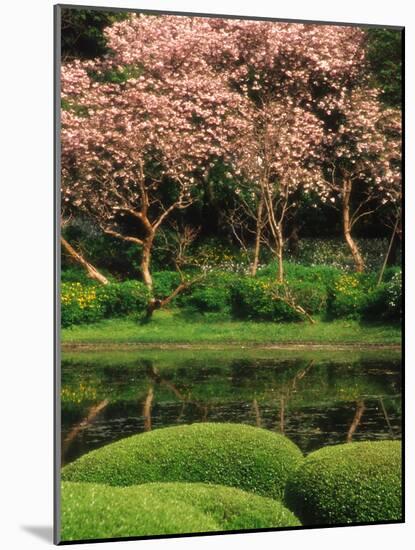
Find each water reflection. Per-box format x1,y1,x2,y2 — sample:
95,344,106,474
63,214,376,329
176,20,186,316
61,350,401,465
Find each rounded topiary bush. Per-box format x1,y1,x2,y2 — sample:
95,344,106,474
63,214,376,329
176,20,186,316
284,440,402,525
60,481,301,541
62,423,303,500
141,482,301,530
60,481,217,541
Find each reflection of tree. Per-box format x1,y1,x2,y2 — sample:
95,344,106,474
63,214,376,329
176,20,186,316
252,398,262,427
379,396,396,439
279,397,285,434
62,399,109,464
143,387,154,432
277,360,315,434
346,400,365,442
148,365,209,422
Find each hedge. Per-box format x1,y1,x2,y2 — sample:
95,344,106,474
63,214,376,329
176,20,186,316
284,440,402,525
231,278,302,322
61,280,149,327
60,481,301,540
62,422,303,500
178,272,238,316
61,264,401,325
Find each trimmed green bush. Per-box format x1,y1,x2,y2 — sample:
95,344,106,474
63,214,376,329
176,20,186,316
60,481,301,540
62,423,303,500
140,482,301,530
284,440,402,525
60,481,217,541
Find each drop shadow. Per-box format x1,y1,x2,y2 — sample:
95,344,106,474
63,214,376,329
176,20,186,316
21,525,53,543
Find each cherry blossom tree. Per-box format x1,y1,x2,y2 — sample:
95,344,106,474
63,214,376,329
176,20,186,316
164,17,366,281
62,13,401,289
312,87,401,271
229,99,324,282
61,54,245,291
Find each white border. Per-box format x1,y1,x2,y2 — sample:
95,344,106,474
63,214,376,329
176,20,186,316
1,1,412,549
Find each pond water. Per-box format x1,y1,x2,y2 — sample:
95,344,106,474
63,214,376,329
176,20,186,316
61,349,402,465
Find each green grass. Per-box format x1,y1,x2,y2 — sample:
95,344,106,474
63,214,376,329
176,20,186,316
62,423,303,500
284,440,402,525
61,310,401,346
60,481,300,541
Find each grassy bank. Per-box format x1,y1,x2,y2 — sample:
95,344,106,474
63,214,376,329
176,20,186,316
61,309,401,347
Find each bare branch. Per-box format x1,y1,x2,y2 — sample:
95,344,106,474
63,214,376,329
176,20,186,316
101,227,144,245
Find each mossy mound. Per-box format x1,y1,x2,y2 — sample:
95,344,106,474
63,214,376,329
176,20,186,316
137,482,301,530
61,481,301,541
60,481,217,541
62,422,303,500
284,440,402,525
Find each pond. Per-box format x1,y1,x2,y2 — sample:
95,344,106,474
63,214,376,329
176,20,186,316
60,348,402,465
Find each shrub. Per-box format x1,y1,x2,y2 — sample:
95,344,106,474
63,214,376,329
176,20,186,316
287,281,328,315
153,271,181,299
62,422,303,500
284,440,402,525
97,280,149,318
60,481,217,541
283,263,340,288
61,280,149,327
184,285,230,313
231,278,302,322
327,273,376,319
61,282,104,327
178,272,239,316
181,283,231,314
254,263,335,316
139,482,301,530
61,267,96,285
363,270,402,321
60,481,300,540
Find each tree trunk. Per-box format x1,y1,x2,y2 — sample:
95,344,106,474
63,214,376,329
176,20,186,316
251,196,264,276
378,216,400,284
276,223,284,283
141,237,154,290
386,235,399,267
144,274,205,322
61,236,109,285
342,180,364,272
